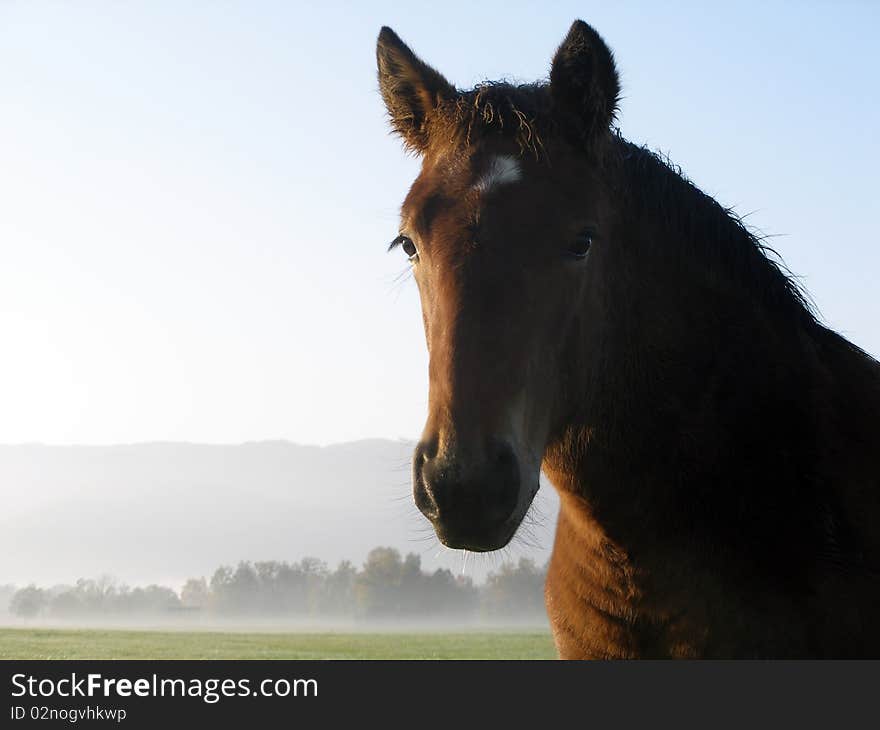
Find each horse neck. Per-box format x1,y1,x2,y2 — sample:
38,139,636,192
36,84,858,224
544,489,727,658
544,153,830,559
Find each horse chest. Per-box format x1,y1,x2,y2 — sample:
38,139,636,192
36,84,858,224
544,497,713,659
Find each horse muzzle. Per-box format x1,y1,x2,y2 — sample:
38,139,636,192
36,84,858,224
412,437,532,551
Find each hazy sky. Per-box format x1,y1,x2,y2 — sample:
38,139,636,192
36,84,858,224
1,1,877,445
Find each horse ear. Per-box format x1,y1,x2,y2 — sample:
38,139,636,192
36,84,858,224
549,20,620,147
377,27,455,153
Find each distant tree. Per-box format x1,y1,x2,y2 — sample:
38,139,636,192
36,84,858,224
453,574,480,615
274,562,309,614
229,562,260,613
298,558,329,614
321,560,357,616
180,577,209,609
48,588,82,617
66,576,120,614
402,552,422,579
10,586,47,618
420,569,479,617
209,565,236,613
122,585,180,613
481,558,546,618
357,547,403,617
254,561,283,613
399,553,425,614
210,562,260,614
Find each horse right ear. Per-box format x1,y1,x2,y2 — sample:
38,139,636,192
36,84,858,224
377,27,456,154
550,20,620,147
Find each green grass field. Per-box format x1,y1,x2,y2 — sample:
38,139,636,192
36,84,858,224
0,628,556,660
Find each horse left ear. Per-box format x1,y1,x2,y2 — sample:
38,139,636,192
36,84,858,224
550,20,620,147
377,27,456,154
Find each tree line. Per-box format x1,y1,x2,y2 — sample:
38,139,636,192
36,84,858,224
4,547,547,622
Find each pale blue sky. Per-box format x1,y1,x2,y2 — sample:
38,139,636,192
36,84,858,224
0,1,877,445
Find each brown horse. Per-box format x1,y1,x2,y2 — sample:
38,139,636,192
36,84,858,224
377,20,880,658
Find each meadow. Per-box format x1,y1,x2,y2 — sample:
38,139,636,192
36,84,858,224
0,627,556,660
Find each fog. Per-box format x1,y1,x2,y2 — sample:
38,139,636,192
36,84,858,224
0,440,559,600
1,535,553,631
0,616,550,633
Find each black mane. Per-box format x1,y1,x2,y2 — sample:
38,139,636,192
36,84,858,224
613,138,820,329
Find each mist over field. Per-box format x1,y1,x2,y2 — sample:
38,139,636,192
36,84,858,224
0,440,559,590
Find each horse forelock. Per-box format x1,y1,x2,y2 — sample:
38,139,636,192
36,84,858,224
429,82,554,159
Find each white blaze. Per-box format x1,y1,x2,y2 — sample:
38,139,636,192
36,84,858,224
473,155,522,193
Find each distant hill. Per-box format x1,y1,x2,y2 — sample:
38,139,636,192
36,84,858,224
0,441,559,587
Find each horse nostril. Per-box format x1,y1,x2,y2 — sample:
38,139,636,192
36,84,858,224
490,439,518,473
413,441,440,520
482,440,520,522
414,439,437,465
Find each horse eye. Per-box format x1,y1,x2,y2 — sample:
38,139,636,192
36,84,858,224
392,235,417,259
401,237,417,258
568,232,592,259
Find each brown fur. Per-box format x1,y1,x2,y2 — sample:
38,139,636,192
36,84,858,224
377,21,880,658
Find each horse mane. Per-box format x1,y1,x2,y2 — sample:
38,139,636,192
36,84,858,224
616,141,817,318
612,139,822,329
613,138,880,399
